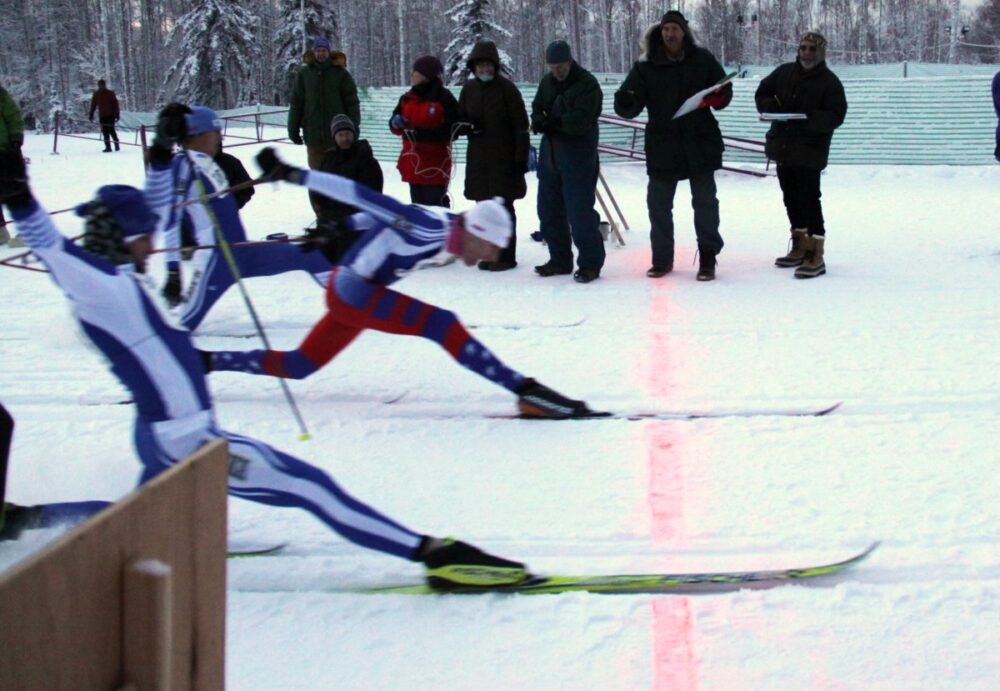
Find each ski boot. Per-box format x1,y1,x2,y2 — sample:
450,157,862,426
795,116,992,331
515,378,604,419
420,537,529,589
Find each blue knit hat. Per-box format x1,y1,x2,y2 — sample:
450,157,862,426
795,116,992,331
314,37,332,51
545,40,572,64
76,185,155,263
185,105,222,137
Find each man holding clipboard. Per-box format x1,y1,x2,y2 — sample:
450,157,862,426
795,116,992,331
756,31,847,279
614,10,732,281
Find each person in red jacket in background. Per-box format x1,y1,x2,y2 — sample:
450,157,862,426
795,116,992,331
389,55,459,207
89,79,121,153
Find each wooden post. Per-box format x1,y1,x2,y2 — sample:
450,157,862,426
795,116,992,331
123,559,173,691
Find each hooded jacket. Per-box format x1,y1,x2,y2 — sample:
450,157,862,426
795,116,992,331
288,50,361,149
458,41,530,201
755,59,847,170
313,139,384,221
530,61,602,148
613,23,730,179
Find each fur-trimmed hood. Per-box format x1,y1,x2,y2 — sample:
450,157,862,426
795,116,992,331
303,49,348,67
637,22,697,63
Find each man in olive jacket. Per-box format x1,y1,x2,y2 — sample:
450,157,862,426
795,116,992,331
0,84,25,243
614,11,732,281
287,37,361,171
531,40,604,283
756,31,847,279
458,40,530,271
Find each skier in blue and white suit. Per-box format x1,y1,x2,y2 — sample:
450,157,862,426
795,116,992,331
145,104,331,330
0,148,529,588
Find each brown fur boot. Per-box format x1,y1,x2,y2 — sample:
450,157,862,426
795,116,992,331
794,234,826,279
775,228,807,267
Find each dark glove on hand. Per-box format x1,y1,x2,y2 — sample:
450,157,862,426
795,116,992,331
147,139,174,166
162,270,183,307
156,102,191,144
614,89,637,111
542,117,561,135
454,120,480,137
288,129,303,145
0,148,31,208
256,146,305,185
300,222,335,254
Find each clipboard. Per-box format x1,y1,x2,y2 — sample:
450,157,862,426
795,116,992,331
672,71,737,120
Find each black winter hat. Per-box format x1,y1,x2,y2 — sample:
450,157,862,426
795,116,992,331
660,10,689,34
412,55,443,81
545,40,572,64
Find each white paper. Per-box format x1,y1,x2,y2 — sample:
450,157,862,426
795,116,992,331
672,83,724,120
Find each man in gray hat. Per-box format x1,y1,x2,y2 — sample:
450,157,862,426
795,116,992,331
530,40,604,283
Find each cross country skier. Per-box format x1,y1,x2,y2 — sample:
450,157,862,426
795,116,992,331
146,104,332,331
0,148,528,588
203,147,599,419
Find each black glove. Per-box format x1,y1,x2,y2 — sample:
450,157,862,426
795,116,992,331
541,116,561,135
9,133,23,151
0,148,31,209
288,129,304,145
147,139,174,166
162,270,183,307
614,89,636,111
256,147,305,185
156,102,191,144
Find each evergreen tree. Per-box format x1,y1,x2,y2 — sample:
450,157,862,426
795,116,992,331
443,0,513,85
161,0,261,109
273,0,340,104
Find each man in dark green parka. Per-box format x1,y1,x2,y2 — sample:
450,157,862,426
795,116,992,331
0,85,25,244
287,38,361,171
614,11,731,281
531,40,604,283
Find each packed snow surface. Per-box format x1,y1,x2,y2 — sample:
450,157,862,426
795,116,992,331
1,134,997,689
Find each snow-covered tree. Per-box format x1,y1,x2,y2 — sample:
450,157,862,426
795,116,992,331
161,0,261,109
443,0,513,85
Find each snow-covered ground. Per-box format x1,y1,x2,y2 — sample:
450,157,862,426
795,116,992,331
2,133,998,689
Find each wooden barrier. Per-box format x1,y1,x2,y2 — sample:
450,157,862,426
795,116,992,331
0,439,229,691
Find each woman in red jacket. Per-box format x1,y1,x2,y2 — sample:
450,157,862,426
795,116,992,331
389,55,459,207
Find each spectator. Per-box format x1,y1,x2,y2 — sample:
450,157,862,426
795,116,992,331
614,11,732,282
0,83,24,245
993,70,999,162
287,37,361,219
89,79,121,153
390,55,460,207
756,30,847,279
456,40,530,272
310,113,384,263
0,155,529,588
530,40,604,283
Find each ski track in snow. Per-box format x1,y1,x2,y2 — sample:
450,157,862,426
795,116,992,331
1,135,998,690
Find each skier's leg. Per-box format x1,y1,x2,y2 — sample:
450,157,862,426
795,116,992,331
227,242,331,288
221,430,424,559
328,268,526,392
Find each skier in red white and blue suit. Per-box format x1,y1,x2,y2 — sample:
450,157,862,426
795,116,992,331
0,146,530,588
204,147,598,420
145,104,332,331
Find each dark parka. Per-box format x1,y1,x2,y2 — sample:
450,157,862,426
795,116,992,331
755,60,847,170
288,50,361,149
458,41,530,201
530,62,602,149
613,24,730,180
313,140,384,222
